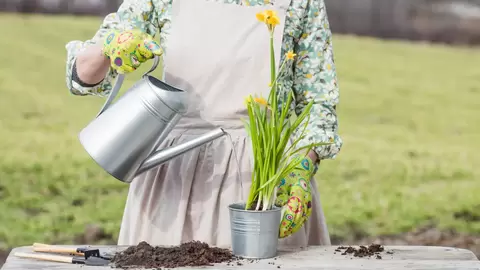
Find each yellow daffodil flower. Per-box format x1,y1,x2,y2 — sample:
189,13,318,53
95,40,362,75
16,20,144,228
265,10,275,18
256,12,266,23
256,10,280,31
254,97,268,106
285,51,297,60
267,16,279,27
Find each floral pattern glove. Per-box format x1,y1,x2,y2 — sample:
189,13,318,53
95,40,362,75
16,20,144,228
103,29,163,74
276,156,315,238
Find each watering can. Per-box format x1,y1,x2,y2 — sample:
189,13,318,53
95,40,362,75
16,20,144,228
78,56,226,183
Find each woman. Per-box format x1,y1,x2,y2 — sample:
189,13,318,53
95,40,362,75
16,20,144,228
65,0,342,248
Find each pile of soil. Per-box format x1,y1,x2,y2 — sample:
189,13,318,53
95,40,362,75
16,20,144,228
111,241,236,269
335,244,393,259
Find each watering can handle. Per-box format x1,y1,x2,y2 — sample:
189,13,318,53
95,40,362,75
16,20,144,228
96,55,161,118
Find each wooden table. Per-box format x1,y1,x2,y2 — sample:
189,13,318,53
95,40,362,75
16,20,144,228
2,245,480,270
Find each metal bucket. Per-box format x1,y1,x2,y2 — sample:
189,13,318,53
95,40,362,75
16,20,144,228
228,203,281,259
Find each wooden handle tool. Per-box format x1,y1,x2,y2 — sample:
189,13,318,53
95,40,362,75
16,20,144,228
31,242,112,260
14,252,110,266
14,252,74,264
32,244,84,256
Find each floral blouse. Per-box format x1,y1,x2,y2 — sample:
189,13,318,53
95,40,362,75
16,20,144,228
65,0,343,161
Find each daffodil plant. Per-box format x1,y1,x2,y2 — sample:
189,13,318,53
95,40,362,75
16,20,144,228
243,10,331,211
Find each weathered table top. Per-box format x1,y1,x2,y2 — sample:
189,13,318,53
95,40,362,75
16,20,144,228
3,245,480,270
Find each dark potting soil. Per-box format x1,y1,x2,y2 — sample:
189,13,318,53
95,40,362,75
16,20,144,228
246,202,264,211
111,241,236,269
335,244,393,259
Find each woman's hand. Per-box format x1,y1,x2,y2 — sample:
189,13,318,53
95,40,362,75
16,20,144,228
276,155,316,238
103,29,163,74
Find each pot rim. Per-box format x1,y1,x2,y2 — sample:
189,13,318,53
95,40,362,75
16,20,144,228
228,202,281,213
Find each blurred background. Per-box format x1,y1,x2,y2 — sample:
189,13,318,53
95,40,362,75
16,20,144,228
0,0,479,267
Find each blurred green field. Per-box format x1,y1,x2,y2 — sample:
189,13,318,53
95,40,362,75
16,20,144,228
0,13,479,249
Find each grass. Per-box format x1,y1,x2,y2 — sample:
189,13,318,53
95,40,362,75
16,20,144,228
0,13,479,249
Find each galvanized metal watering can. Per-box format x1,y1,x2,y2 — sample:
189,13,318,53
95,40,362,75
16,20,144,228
78,56,226,183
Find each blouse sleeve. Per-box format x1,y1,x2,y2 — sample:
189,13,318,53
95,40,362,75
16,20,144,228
65,0,162,96
291,0,343,160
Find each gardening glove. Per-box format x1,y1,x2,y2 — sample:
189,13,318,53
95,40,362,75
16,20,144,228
276,155,316,238
102,29,163,74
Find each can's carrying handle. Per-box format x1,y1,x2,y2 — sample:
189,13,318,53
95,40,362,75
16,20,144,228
96,55,161,118
142,54,160,78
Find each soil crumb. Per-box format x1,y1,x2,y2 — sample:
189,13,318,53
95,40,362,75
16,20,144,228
336,244,390,259
112,241,235,269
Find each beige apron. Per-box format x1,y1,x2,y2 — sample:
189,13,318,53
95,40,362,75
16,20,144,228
118,0,331,248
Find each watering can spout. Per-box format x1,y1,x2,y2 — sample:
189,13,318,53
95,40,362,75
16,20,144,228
136,128,226,176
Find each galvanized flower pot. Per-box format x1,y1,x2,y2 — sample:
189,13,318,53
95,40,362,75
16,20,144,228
228,203,282,259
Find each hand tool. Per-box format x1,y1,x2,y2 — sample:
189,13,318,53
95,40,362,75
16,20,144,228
14,252,110,266
32,243,113,260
